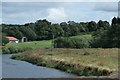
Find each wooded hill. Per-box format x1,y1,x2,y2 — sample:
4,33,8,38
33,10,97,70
1,17,120,48
2,18,111,41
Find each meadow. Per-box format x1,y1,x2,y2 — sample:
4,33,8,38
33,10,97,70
7,34,92,49
2,40,52,54
12,48,118,76
4,34,119,76
3,34,92,54
70,34,92,39
7,40,52,49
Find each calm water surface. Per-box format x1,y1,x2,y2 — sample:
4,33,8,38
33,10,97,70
2,54,77,78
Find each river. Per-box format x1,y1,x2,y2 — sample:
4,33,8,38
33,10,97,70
2,54,77,78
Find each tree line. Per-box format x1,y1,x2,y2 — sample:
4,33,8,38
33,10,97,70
54,17,120,48
2,17,120,48
91,17,120,48
2,19,110,41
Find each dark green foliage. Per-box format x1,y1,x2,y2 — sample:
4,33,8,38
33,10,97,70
20,26,37,41
68,21,79,36
91,17,120,48
87,21,97,31
2,46,33,54
47,24,64,39
60,22,71,36
2,17,119,48
2,18,110,41
54,37,91,48
2,47,10,54
97,20,110,30
112,17,118,26
82,52,90,55
8,47,19,53
2,35,9,46
34,19,51,40
79,22,89,32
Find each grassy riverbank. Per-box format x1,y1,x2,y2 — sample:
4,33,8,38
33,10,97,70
2,40,52,54
12,48,118,76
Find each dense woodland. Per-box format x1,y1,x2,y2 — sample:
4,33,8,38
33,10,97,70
2,19,110,40
1,17,120,48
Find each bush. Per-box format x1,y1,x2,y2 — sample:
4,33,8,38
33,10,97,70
8,47,19,53
2,46,33,54
2,47,10,54
54,37,91,48
82,52,90,55
2,36,9,46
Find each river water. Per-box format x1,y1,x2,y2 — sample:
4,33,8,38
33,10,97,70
2,54,77,78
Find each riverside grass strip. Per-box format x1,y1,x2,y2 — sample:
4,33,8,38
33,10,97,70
1,78,119,80
11,48,118,76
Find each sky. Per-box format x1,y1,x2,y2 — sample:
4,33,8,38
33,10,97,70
1,2,118,24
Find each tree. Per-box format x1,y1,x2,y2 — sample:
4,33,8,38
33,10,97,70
79,22,88,32
68,21,79,36
2,35,9,46
91,17,120,48
97,20,110,30
20,26,37,41
87,21,97,31
50,24,64,38
112,17,117,26
35,19,51,40
60,22,71,36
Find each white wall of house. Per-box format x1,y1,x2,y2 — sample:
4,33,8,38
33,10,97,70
9,40,19,43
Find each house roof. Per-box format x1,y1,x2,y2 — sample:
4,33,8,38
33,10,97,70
6,37,18,41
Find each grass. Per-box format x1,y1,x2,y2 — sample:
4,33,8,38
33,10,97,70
2,40,52,54
7,34,92,49
4,34,91,54
12,48,118,76
70,34,92,39
7,40,52,49
5,34,119,76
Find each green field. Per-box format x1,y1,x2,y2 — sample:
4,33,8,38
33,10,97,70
7,40,52,49
6,34,92,49
2,40,52,54
70,34,92,39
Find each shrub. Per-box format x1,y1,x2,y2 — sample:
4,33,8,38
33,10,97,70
54,37,91,48
2,47,10,54
2,36,9,46
2,46,33,54
82,52,90,55
8,47,19,53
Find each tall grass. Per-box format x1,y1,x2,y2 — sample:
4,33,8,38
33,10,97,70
12,48,118,76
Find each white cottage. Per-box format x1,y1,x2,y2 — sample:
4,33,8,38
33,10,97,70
6,36,19,43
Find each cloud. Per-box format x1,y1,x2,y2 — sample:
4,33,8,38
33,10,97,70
2,0,120,2
2,2,59,14
47,7,68,22
2,10,47,24
94,2,118,12
2,2,118,24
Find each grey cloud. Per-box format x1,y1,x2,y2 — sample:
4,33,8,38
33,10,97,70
94,2,118,12
2,2,61,14
2,2,117,24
